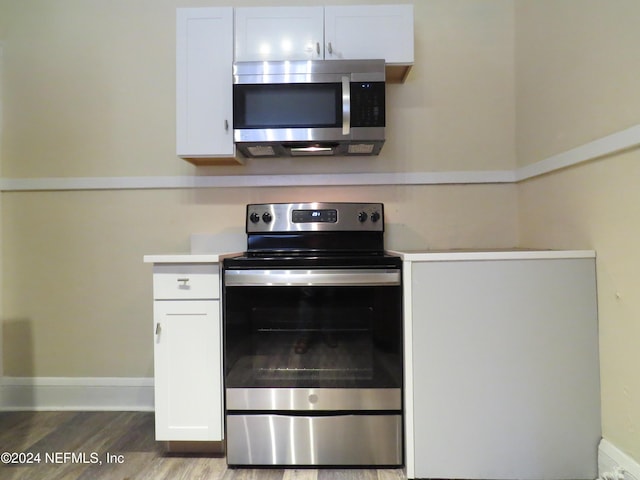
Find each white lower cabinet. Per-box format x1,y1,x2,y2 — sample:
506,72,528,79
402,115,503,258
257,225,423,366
151,264,223,442
405,255,600,479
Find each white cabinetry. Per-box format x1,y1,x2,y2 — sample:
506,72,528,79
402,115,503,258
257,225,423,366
234,6,324,61
176,8,238,164
404,254,600,480
323,5,413,64
151,263,223,442
234,4,413,82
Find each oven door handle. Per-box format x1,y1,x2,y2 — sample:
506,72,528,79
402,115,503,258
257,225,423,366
224,268,400,287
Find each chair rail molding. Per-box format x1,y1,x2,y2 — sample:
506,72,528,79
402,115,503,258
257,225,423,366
0,124,638,192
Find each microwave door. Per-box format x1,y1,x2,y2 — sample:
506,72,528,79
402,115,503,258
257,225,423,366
233,83,342,132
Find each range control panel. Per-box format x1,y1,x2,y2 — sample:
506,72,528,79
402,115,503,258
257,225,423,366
246,202,384,233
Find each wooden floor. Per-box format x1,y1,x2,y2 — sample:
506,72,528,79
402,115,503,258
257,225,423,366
0,411,407,480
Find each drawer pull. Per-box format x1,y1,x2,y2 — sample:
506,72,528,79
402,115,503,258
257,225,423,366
177,278,190,285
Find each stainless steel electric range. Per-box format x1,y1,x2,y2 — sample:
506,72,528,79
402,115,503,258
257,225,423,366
222,202,403,467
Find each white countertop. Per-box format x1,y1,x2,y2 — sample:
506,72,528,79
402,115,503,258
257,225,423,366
144,249,596,264
390,249,596,261
143,252,241,264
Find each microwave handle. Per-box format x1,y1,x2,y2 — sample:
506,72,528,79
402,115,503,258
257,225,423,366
342,76,350,135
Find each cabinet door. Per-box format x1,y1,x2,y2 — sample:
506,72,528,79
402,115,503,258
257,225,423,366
409,259,600,479
324,5,414,64
176,8,235,159
234,6,324,61
154,300,222,441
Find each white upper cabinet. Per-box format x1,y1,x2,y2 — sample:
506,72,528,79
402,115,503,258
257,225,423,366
234,5,414,80
234,6,324,61
323,5,414,64
176,8,238,163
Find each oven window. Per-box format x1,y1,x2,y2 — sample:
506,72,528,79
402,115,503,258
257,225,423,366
224,285,402,389
233,83,342,129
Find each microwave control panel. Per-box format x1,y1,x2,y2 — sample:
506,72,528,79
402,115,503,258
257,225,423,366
351,82,385,127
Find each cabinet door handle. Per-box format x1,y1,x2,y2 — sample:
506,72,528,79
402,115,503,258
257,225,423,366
224,119,229,131
155,323,161,335
316,42,320,55
328,42,333,55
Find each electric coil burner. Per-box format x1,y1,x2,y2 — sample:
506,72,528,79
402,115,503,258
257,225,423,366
222,202,403,467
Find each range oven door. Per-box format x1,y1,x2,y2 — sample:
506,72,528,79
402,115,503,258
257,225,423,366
222,265,403,466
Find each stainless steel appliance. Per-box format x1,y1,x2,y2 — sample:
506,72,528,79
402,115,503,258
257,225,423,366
233,60,385,157
222,202,403,466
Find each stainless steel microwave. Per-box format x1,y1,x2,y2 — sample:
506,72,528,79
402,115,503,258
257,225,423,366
233,59,385,158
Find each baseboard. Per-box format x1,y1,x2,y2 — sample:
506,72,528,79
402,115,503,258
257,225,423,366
599,438,640,480
0,377,154,411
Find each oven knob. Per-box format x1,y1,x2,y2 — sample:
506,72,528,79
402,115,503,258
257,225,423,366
262,212,273,223
371,211,381,222
358,211,368,222
249,212,260,223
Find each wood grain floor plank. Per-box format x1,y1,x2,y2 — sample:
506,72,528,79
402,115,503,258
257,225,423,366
283,468,318,480
0,426,56,453
377,468,407,480
0,412,75,452
318,469,379,480
101,412,160,454
229,468,287,480
0,412,408,480
179,456,231,480
75,452,158,480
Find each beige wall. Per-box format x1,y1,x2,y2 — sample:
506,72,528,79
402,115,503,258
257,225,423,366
515,0,640,167
0,1,518,376
515,0,640,463
1,184,516,376
0,0,515,177
0,41,4,376
4,0,637,466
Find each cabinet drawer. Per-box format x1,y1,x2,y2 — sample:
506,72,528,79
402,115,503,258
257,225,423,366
153,264,219,300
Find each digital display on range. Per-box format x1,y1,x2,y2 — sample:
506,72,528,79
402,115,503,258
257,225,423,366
292,209,337,223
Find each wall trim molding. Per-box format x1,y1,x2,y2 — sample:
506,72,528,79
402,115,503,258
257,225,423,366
0,124,638,192
0,170,515,192
514,124,640,181
599,438,640,480
0,376,154,411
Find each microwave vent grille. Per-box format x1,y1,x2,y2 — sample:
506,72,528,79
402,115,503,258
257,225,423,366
247,145,276,157
348,144,376,154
